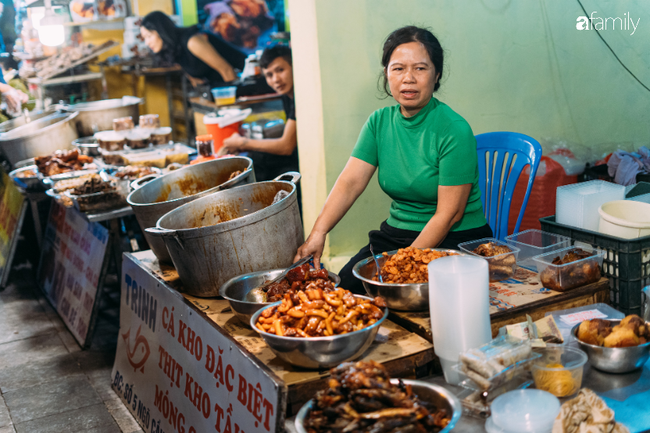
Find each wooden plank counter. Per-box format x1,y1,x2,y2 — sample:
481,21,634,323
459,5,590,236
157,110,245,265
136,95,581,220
389,266,610,341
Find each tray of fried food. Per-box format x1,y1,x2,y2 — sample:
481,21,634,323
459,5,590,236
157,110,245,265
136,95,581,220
254,286,386,338
374,246,458,284
454,335,540,391
458,238,520,282
297,360,457,433
35,149,95,178
534,246,604,292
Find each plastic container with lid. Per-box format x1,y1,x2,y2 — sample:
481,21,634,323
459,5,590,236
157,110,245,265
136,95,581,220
485,389,560,433
533,245,605,292
532,345,587,397
211,86,237,106
203,108,251,152
458,238,520,282
113,116,134,132
139,114,160,129
556,180,625,231
505,229,571,270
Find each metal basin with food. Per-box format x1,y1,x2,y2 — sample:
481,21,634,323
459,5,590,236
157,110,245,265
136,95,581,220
128,156,254,264
0,110,79,166
60,97,143,137
352,249,465,311
250,294,387,369
295,378,462,433
146,172,303,297
572,320,650,373
219,268,341,327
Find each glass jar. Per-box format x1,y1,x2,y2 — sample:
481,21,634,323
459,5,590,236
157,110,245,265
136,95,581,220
196,134,214,157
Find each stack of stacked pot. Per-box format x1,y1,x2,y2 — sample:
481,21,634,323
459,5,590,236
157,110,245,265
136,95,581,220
127,157,303,297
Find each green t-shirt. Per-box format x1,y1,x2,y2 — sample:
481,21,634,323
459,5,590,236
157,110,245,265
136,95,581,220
351,97,486,232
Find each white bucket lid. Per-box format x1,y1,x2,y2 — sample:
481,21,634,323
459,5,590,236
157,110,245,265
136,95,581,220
203,108,252,128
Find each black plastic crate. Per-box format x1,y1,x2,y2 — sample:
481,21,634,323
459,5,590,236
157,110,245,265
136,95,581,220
539,216,650,315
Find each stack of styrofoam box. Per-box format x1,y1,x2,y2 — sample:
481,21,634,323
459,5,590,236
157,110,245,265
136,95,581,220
122,16,149,59
556,180,626,231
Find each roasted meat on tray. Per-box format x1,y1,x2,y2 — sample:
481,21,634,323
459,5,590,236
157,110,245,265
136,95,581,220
304,361,450,433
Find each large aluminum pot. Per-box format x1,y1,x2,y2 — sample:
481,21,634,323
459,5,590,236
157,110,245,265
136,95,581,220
0,110,79,166
127,156,254,264
146,172,303,297
60,96,143,136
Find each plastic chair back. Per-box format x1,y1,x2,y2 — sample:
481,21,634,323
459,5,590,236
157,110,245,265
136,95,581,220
476,132,543,240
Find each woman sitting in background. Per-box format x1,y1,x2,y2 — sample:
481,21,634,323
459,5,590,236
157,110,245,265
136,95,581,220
141,11,246,88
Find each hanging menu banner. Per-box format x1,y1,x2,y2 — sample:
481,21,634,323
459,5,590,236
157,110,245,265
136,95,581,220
0,168,27,287
112,254,284,433
37,201,109,346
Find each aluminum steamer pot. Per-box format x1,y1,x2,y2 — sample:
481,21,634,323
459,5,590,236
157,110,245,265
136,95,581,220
127,157,254,264
60,97,143,136
146,172,303,297
0,110,79,166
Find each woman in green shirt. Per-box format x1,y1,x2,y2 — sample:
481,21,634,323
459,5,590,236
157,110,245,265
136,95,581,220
295,26,492,294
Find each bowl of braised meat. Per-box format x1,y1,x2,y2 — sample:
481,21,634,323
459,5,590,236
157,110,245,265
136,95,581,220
352,247,463,311
295,360,461,433
219,262,341,327
572,315,650,373
250,289,387,369
533,245,604,291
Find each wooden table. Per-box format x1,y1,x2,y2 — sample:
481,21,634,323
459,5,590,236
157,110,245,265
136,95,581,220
389,266,610,342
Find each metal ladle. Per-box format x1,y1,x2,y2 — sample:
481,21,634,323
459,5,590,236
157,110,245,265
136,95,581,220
369,244,383,283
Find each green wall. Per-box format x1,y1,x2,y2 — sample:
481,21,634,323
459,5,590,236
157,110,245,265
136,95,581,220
312,0,650,259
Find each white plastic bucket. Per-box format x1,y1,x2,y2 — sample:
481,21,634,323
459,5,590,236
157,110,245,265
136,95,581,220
598,200,650,239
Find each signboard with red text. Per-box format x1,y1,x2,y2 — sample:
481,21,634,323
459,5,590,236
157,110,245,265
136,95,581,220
112,253,284,433
36,201,110,346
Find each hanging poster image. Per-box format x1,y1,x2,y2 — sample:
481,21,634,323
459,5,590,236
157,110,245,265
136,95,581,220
0,168,27,287
36,201,110,346
197,0,285,54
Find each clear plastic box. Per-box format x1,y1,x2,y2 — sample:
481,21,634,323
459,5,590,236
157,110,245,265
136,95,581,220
454,335,541,392
555,180,625,231
533,245,605,292
531,344,587,397
458,238,520,282
505,229,571,270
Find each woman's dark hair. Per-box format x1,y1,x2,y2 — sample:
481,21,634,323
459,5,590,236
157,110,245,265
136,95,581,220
259,44,292,69
0,54,18,71
142,11,198,65
380,26,444,97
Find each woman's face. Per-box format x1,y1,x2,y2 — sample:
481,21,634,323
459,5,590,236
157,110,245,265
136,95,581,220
385,41,439,116
140,27,163,53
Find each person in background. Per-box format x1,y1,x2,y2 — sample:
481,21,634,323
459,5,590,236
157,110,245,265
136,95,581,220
141,11,246,88
294,26,492,294
219,44,298,182
0,0,16,53
0,55,33,114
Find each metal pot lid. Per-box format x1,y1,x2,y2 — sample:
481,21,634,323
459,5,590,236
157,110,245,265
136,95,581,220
62,96,143,111
0,111,79,141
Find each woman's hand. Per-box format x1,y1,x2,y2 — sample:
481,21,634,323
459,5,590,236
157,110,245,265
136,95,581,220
187,75,206,88
219,132,248,155
294,231,327,269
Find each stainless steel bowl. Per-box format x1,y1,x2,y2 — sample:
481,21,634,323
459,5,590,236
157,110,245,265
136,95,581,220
250,295,387,369
572,319,650,373
294,378,462,433
8,165,41,189
72,136,100,157
219,268,341,327
352,249,465,311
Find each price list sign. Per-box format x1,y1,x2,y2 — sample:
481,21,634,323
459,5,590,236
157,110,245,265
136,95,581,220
37,201,109,346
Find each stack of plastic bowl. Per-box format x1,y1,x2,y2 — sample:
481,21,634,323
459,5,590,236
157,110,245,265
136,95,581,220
485,389,560,433
556,180,625,231
598,200,650,239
